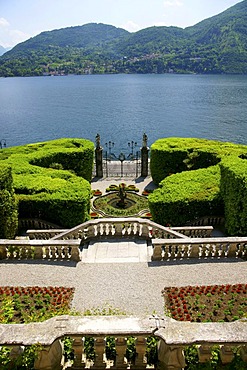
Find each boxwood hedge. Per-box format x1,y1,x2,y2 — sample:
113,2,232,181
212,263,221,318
149,138,247,234
0,138,94,229
0,164,18,238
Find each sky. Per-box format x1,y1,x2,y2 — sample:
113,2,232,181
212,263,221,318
0,0,244,48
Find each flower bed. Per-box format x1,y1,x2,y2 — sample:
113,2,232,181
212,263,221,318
0,286,75,323
163,284,247,322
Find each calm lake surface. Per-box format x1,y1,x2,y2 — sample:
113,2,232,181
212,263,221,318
0,74,247,153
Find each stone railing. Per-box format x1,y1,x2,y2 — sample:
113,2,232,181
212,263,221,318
171,226,213,238
0,315,246,369
51,218,190,241
26,218,213,240
187,216,225,227
27,229,68,240
19,218,60,230
0,239,81,262
152,237,247,261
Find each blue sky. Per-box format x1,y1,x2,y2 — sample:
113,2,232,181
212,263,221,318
0,0,243,48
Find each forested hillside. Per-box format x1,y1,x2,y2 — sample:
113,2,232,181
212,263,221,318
0,0,247,76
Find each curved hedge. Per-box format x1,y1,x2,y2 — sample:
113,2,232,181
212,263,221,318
0,164,18,238
220,155,247,236
0,138,94,229
149,138,247,234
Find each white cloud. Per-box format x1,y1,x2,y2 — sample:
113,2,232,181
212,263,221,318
0,17,10,27
120,20,141,32
0,18,30,48
164,0,183,7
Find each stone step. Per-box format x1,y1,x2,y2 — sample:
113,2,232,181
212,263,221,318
81,239,149,263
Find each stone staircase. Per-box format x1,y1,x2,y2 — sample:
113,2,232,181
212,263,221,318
81,239,151,263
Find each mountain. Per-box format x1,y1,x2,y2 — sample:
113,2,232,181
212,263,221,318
0,1,247,76
0,45,6,56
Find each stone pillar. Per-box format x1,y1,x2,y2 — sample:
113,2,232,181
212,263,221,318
141,133,149,177
34,339,63,370
95,133,103,178
157,340,185,370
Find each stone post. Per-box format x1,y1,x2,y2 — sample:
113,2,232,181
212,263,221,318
95,133,103,178
34,339,63,370
141,133,149,177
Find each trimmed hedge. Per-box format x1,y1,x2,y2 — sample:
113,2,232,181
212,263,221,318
0,164,18,238
149,166,222,226
149,138,247,233
0,138,94,229
220,156,247,236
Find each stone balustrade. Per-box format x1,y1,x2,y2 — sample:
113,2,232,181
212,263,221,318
51,218,189,241
27,229,68,240
152,237,247,261
0,315,246,369
0,239,81,261
171,226,213,238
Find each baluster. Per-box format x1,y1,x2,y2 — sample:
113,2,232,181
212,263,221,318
63,245,70,260
56,245,63,260
132,336,146,369
163,245,169,260
101,223,108,237
183,245,189,258
44,245,50,259
220,243,227,258
214,243,220,258
152,244,162,261
136,222,141,237
170,245,176,259
189,244,199,258
113,337,128,369
200,245,207,258
128,223,135,237
177,245,183,259
198,345,212,363
10,345,23,362
228,243,237,258
238,243,245,258
70,336,85,369
208,244,213,257
26,245,33,259
93,336,106,369
220,345,234,364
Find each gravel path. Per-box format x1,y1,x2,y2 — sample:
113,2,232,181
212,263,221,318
0,259,246,316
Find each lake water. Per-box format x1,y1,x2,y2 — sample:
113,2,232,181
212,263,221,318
0,74,247,154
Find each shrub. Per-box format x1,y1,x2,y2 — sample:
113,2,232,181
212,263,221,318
220,155,247,235
0,138,94,228
0,164,18,238
149,166,223,226
149,138,247,232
